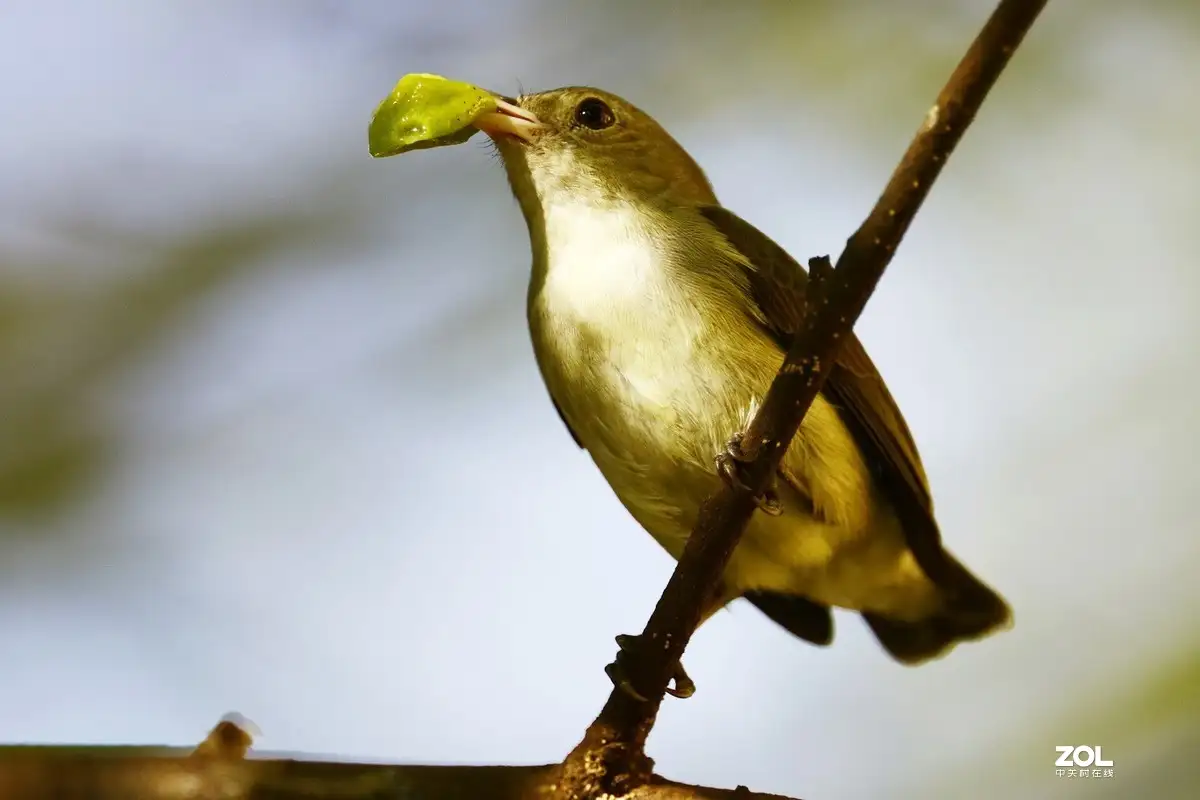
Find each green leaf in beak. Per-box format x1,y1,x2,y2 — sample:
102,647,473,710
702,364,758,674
368,73,498,157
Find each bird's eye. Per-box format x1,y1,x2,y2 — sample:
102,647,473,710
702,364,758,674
573,97,615,130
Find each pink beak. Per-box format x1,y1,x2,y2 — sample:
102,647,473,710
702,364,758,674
474,98,544,144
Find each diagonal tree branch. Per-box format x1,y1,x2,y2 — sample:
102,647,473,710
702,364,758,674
560,0,1049,794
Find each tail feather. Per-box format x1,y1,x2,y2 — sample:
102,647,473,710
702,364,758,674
866,554,1012,664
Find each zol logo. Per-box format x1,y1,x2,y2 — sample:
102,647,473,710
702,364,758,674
1055,745,1114,779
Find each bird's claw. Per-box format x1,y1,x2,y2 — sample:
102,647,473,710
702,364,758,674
716,433,782,515
605,634,696,701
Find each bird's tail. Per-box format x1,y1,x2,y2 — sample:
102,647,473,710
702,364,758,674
864,552,1011,665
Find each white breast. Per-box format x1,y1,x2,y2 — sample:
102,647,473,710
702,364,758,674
539,199,708,405
541,201,660,321
531,195,724,465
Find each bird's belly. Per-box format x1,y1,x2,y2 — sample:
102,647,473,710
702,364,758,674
530,292,935,618
531,284,749,519
548,326,736,507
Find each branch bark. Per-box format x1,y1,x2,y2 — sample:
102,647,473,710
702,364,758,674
0,748,797,800
0,1,1047,798
560,0,1048,794
0,718,801,799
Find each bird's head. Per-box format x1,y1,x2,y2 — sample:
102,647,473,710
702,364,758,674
475,87,717,218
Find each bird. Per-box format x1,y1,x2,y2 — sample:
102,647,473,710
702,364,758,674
472,86,1011,697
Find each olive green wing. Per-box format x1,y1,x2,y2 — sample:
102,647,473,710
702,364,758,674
703,206,1011,661
697,205,946,569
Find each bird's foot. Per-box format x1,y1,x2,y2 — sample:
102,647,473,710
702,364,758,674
604,633,696,701
716,433,782,515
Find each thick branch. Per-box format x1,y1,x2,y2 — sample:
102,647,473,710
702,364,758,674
0,718,802,800
0,751,799,800
562,0,1048,794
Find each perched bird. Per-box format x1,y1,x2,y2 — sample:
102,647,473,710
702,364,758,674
473,87,1010,696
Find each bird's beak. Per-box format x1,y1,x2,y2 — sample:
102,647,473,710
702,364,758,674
474,97,544,144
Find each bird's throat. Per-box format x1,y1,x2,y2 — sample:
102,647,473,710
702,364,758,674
534,197,673,325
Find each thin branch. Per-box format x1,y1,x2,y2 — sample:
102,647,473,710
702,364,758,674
560,0,1049,794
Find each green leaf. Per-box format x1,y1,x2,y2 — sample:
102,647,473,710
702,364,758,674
368,73,497,157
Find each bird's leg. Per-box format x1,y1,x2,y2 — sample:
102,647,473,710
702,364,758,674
716,432,782,515
604,584,734,702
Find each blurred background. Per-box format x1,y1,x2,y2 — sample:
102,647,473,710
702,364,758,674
1,1,1197,798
